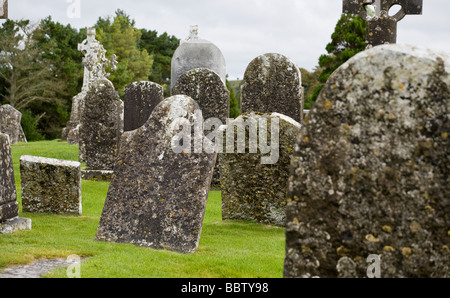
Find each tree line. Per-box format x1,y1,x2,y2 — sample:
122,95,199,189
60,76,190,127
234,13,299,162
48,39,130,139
0,10,180,140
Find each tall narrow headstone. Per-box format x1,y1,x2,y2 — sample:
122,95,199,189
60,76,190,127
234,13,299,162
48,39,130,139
124,81,164,132
284,44,450,278
79,78,123,170
343,0,423,48
0,133,31,234
171,26,226,91
96,95,217,253
241,53,304,123
0,104,27,144
219,112,301,226
62,28,117,143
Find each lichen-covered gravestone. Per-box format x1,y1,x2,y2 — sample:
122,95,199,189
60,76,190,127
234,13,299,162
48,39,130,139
172,68,230,190
124,81,164,132
241,53,304,123
0,133,31,234
284,44,450,278
20,155,82,215
219,112,301,226
0,104,27,144
95,95,217,253
79,78,124,170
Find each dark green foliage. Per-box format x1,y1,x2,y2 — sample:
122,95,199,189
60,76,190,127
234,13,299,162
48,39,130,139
226,76,240,119
310,14,366,103
20,109,45,141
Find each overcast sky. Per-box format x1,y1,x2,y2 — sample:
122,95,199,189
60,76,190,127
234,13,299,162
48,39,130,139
3,0,450,80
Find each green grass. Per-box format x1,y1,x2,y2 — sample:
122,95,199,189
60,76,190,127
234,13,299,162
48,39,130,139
1,140,285,278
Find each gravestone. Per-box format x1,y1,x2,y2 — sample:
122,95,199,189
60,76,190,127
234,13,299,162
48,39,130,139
95,95,217,253
343,0,423,48
0,104,27,144
172,68,230,123
124,81,164,132
241,53,304,123
172,68,230,190
219,112,301,226
62,28,117,143
20,155,82,215
284,44,450,278
0,133,31,234
79,78,124,170
171,25,226,91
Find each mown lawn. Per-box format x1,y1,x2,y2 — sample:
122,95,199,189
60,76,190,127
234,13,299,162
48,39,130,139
0,140,285,278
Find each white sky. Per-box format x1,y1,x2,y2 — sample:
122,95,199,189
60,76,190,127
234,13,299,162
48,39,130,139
2,0,450,80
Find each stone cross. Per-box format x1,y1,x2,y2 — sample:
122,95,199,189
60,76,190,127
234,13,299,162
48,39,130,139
78,28,118,92
343,0,423,48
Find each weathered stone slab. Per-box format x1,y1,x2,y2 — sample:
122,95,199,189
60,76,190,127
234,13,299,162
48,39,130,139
79,78,124,169
219,112,301,226
172,68,230,123
20,155,82,215
62,91,86,144
172,68,230,190
81,169,113,181
95,95,217,253
171,26,226,91
124,81,164,132
1,132,31,234
284,44,450,278
0,132,18,222
241,53,304,123
0,104,27,144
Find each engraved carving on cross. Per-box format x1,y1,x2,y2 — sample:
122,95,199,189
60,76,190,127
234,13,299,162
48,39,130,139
343,0,423,48
78,28,118,92
0,0,7,19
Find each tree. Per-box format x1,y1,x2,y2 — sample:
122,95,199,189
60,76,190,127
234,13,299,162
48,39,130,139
139,29,180,95
95,10,153,97
0,19,65,111
310,13,366,103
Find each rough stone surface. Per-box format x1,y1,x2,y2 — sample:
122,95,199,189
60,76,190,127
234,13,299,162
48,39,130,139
172,68,230,190
0,104,27,144
62,91,86,144
0,258,86,278
284,44,450,278
124,81,164,132
171,28,226,91
79,78,124,169
81,169,113,182
172,68,230,123
0,133,18,222
95,95,217,253
20,155,82,215
219,112,301,226
0,217,32,235
241,53,304,123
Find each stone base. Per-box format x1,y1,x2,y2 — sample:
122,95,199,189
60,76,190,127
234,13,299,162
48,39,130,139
81,169,114,181
0,217,32,234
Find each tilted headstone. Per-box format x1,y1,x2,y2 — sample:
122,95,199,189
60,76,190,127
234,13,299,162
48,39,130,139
172,68,230,189
0,133,31,234
343,0,423,48
96,95,217,253
124,81,164,132
0,104,27,144
20,155,82,215
62,28,117,143
219,112,301,226
79,78,124,170
241,53,304,123
284,44,450,278
171,25,226,91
